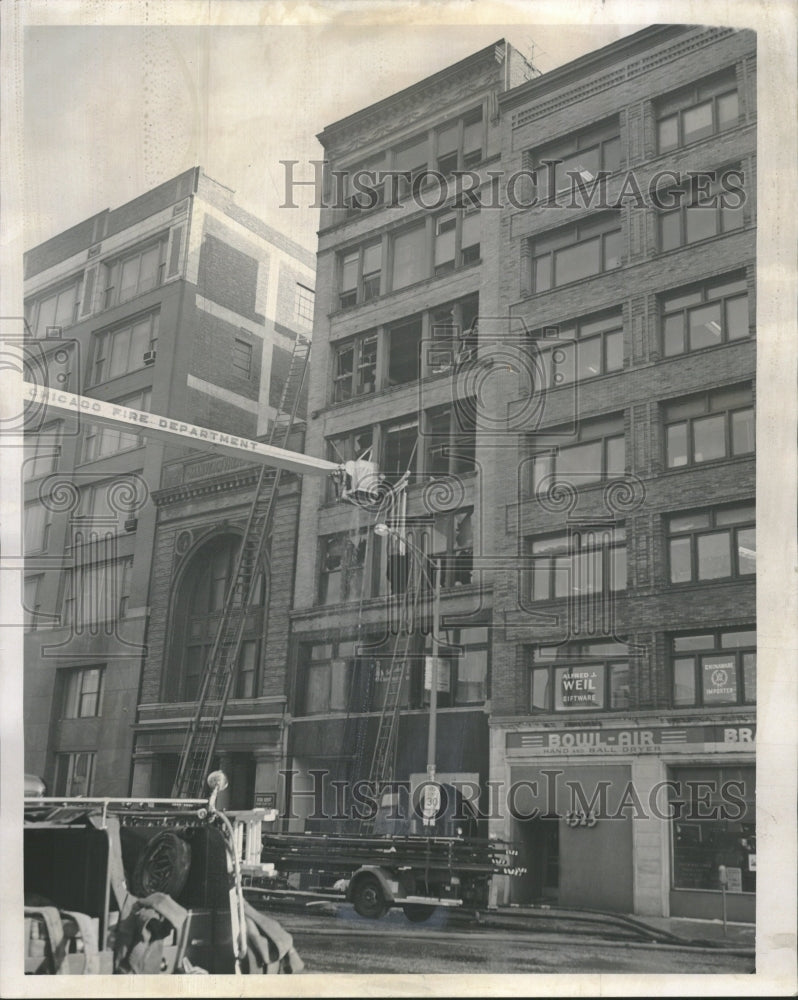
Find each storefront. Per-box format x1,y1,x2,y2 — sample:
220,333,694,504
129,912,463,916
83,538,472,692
490,716,755,920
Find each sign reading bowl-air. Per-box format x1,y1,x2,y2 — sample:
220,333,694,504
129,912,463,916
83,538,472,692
506,724,756,754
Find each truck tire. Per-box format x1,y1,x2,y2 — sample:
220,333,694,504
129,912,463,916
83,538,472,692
402,904,436,923
130,831,191,898
351,874,388,919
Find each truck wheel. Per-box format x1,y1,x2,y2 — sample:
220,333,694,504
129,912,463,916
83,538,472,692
351,874,388,919
130,831,191,898
402,904,436,923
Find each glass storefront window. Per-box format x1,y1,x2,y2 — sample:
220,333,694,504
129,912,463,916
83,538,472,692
670,765,755,893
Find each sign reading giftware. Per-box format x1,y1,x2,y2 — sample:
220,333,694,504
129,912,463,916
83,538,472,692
555,665,604,710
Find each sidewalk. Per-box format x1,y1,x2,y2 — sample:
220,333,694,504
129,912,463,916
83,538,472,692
488,904,755,951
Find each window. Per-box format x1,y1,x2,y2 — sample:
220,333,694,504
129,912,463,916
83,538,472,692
81,389,151,462
394,135,429,200
427,294,479,375
24,421,62,480
63,556,133,628
295,284,315,326
533,309,624,386
332,331,378,402
670,765,755,893
530,213,621,292
63,666,104,718
449,626,489,704
657,69,739,152
166,534,266,702
429,508,474,588
671,629,756,707
668,504,755,584
25,277,82,336
325,427,373,500
382,418,419,483
661,275,749,357
435,107,484,176
664,384,754,468
300,640,358,714
527,525,626,601
233,338,253,378
532,118,621,194
658,171,744,251
54,751,96,797
103,238,167,308
339,242,382,309
91,311,160,384
235,640,260,699
319,528,369,604
387,317,423,385
434,209,480,274
24,502,51,554
340,154,387,214
391,225,428,292
77,474,143,534
425,403,476,475
530,641,631,712
530,413,625,493
24,575,43,631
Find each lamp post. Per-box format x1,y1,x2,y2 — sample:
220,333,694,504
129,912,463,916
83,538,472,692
374,522,442,825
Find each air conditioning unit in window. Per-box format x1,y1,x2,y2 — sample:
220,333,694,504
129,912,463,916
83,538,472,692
124,517,138,532
143,350,157,365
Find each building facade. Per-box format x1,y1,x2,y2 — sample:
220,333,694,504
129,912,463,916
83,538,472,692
287,25,756,922
23,167,315,797
490,25,756,921
287,41,537,829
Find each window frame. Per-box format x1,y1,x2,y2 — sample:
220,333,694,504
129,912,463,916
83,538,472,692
670,628,756,707
531,117,622,195
656,69,740,153
424,403,477,476
526,523,627,602
232,337,254,379
663,384,754,469
530,213,622,293
91,310,160,385
294,283,315,326
102,236,167,309
433,208,481,275
529,413,626,493
667,504,755,585
63,665,105,719
529,641,632,713
331,331,378,403
24,421,63,480
533,308,624,387
54,751,96,797
657,170,744,252
661,274,749,357
24,501,51,555
25,276,83,337
80,388,152,463
62,555,134,627
339,241,383,309
318,527,371,605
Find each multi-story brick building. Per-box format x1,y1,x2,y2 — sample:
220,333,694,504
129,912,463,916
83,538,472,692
490,24,756,922
22,167,315,798
286,25,756,923
287,40,537,830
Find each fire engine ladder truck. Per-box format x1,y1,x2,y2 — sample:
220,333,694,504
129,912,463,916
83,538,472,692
171,335,311,797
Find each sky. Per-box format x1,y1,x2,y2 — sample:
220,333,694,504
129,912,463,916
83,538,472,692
22,17,647,254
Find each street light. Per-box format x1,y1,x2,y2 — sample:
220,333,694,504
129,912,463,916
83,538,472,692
374,522,442,825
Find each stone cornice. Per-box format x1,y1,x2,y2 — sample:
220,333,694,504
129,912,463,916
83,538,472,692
318,40,509,159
